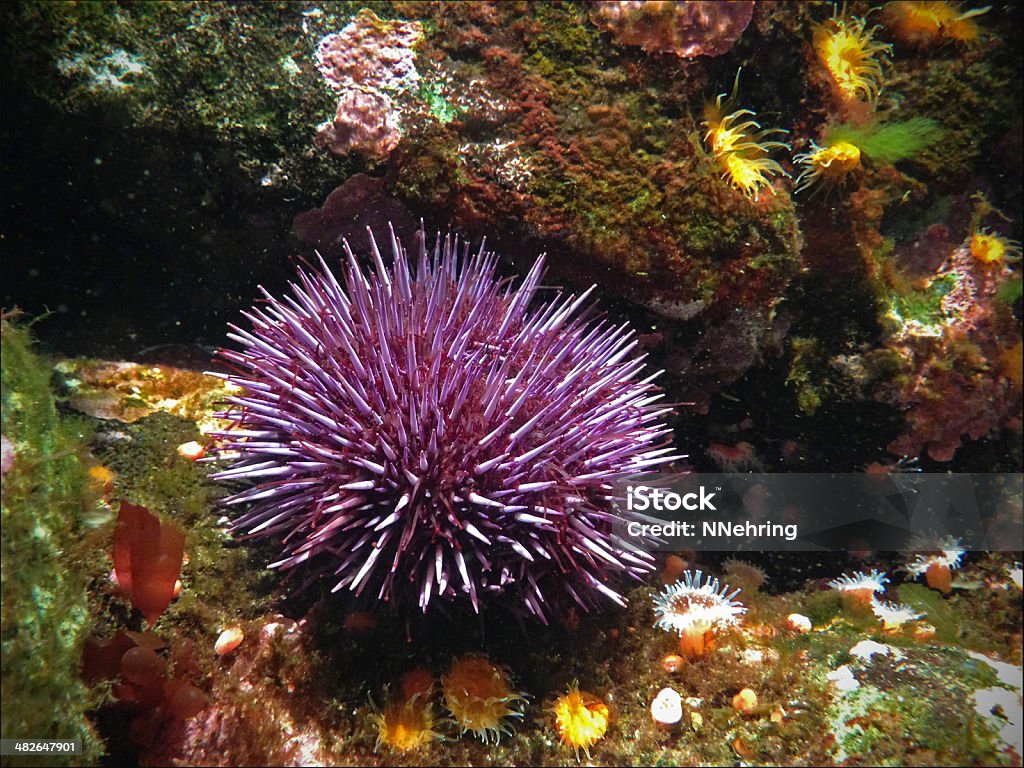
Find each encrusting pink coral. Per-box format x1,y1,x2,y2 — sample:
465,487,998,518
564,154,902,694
314,89,402,159
314,9,422,93
312,9,423,159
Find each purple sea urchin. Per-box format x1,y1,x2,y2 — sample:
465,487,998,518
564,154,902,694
209,227,679,621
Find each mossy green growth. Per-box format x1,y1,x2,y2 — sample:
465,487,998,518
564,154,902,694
787,336,825,416
1,318,102,766
827,117,943,165
417,79,459,125
996,276,1022,305
886,272,958,332
826,645,1012,766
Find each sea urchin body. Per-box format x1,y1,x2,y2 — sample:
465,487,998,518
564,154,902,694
210,227,678,621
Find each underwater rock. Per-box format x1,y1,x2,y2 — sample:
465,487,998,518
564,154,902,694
1,319,103,761
882,232,1022,462
590,1,755,57
58,360,221,423
291,174,417,257
312,10,424,160
314,9,423,93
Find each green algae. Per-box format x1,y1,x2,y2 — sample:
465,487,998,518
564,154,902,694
885,272,959,333
0,318,103,766
1,1,360,195
827,117,944,165
996,277,1022,305
787,337,825,416
826,644,1013,766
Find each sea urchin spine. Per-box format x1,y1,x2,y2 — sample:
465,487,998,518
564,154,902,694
209,226,679,621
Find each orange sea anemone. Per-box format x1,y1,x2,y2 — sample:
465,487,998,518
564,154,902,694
702,70,790,202
827,569,889,606
370,694,442,752
87,464,117,497
881,1,989,48
400,667,436,700
813,13,892,103
722,558,767,591
969,228,1022,267
706,440,761,472
441,655,526,743
550,684,610,757
905,535,965,593
794,140,862,193
870,597,925,631
653,570,746,657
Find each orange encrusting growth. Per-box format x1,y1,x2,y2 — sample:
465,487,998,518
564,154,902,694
1001,341,1023,388
813,14,892,103
87,464,117,497
550,685,610,756
441,655,526,743
702,70,789,202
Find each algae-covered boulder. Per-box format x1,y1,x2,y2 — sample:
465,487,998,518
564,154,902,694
1,317,102,766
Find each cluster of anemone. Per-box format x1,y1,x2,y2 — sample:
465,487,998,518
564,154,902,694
372,655,527,752
653,570,746,657
702,70,790,202
813,12,892,103
826,568,928,630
